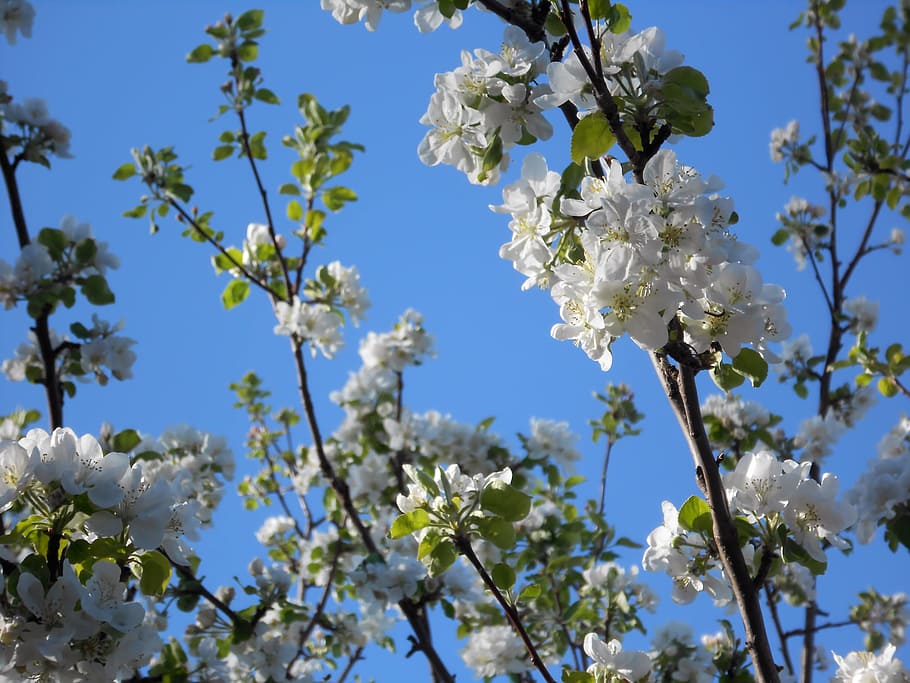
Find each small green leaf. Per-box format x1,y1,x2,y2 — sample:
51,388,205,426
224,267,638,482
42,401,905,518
278,183,300,196
286,200,303,222
236,9,264,31
878,376,899,397
112,163,136,181
732,347,769,388
111,429,141,453
322,186,357,212
607,3,631,33
389,509,430,539
711,362,745,391
771,228,790,246
570,112,616,165
212,145,234,161
123,204,148,219
491,562,516,590
587,0,610,20
480,480,531,522
137,550,172,596
254,88,280,105
519,583,542,601
475,516,516,550
236,42,258,63
424,538,456,577
221,279,250,310
81,275,115,305
677,495,712,534
562,672,595,683
187,43,215,63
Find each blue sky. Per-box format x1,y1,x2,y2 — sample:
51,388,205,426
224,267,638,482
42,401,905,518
2,1,908,679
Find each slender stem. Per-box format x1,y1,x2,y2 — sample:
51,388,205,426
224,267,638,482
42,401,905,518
335,646,365,683
234,87,293,296
290,341,456,683
456,534,558,683
1,148,64,429
168,199,284,300
650,352,780,683
764,583,795,676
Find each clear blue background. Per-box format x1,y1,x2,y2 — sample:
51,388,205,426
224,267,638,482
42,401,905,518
2,1,908,680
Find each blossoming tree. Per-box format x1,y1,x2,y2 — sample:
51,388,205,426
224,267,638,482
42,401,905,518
1,0,909,682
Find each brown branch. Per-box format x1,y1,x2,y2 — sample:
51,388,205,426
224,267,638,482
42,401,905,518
290,341,456,683
455,534,557,683
1,147,64,429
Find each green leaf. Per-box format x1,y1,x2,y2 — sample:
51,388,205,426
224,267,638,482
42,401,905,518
248,131,267,160
74,239,97,264
771,228,790,246
711,362,745,391
187,43,215,63
37,227,66,258
417,529,444,560
562,672,595,683
424,538,457,577
389,509,431,539
123,204,148,219
732,347,769,388
677,495,712,534
781,536,827,575
607,3,631,33
475,516,516,550
236,42,258,63
587,0,610,21
220,279,250,310
286,200,303,222
81,275,115,305
212,145,234,161
491,562,516,590
878,376,899,397
112,163,136,180
137,550,172,596
480,480,531,522
519,583,542,601
570,112,616,165
322,186,357,212
236,9,264,31
111,429,141,453
278,183,300,196
254,88,281,105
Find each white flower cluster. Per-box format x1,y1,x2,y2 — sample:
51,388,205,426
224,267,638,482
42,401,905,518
725,450,855,563
769,120,800,162
644,452,855,603
649,621,714,683
0,0,33,44
273,261,369,359
584,632,652,682
832,644,909,682
537,26,683,117
1,560,164,681
461,624,532,678
0,83,71,160
419,26,553,185
321,0,462,33
0,215,118,308
397,462,511,520
2,319,137,388
495,149,790,371
642,500,736,605
138,424,235,526
0,426,227,679
331,309,434,416
524,417,582,469
847,414,910,544
775,196,827,272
